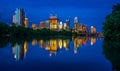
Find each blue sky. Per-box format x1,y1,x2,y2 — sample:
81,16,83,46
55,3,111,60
0,0,120,31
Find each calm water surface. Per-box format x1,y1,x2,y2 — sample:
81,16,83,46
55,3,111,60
0,37,112,71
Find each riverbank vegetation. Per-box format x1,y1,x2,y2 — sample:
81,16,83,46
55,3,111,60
0,22,72,39
103,3,120,71
103,3,120,41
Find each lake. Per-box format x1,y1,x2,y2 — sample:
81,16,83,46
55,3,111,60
0,37,113,71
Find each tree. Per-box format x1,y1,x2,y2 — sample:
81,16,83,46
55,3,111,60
103,3,120,40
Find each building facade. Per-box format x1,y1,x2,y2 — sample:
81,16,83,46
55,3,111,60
13,8,25,26
32,24,38,30
91,26,96,33
49,15,58,30
24,18,28,28
66,19,70,31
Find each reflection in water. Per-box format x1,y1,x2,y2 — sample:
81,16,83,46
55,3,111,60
32,39,37,46
91,38,96,45
24,41,28,57
11,37,97,60
58,39,62,49
39,39,44,48
74,37,83,54
103,40,120,71
63,39,70,50
73,37,88,54
12,42,28,61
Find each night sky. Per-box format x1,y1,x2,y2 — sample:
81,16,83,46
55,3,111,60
0,0,120,32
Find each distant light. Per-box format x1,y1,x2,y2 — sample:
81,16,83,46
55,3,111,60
91,26,94,28
74,17,78,19
60,21,62,24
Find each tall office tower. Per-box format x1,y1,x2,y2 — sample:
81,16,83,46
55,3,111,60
59,21,63,30
48,14,59,30
91,26,96,33
74,17,79,32
63,23,67,30
66,19,70,30
74,17,78,24
13,8,25,26
45,20,50,29
24,18,28,28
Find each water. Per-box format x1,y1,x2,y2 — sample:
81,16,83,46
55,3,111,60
0,37,112,71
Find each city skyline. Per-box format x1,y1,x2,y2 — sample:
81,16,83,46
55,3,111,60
12,8,95,33
0,0,120,32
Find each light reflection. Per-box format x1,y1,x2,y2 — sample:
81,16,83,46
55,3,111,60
11,37,97,59
39,39,44,47
32,39,37,46
90,38,96,45
12,41,28,61
73,37,84,54
58,39,62,49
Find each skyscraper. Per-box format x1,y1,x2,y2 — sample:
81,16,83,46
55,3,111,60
13,8,25,26
49,15,58,30
91,26,96,33
59,21,63,30
74,17,78,24
74,17,79,32
24,18,28,28
66,19,70,31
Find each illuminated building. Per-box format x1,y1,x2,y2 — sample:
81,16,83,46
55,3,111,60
77,23,83,32
32,24,38,30
12,43,24,61
74,17,79,32
13,8,25,26
40,21,46,29
45,20,50,29
49,15,58,30
24,18,28,28
63,23,67,30
66,19,70,30
58,22,63,30
82,25,88,33
90,38,96,45
32,39,37,46
74,17,78,24
91,26,96,33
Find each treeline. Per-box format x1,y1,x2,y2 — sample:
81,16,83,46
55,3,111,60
0,22,72,39
103,3,120,41
103,3,120,71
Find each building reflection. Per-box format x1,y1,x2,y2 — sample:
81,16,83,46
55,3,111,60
38,37,97,56
12,42,28,61
63,39,70,50
73,37,83,54
11,37,97,59
90,38,96,45
39,38,70,56
32,39,37,46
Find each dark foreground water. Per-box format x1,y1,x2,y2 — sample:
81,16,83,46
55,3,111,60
0,37,113,71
